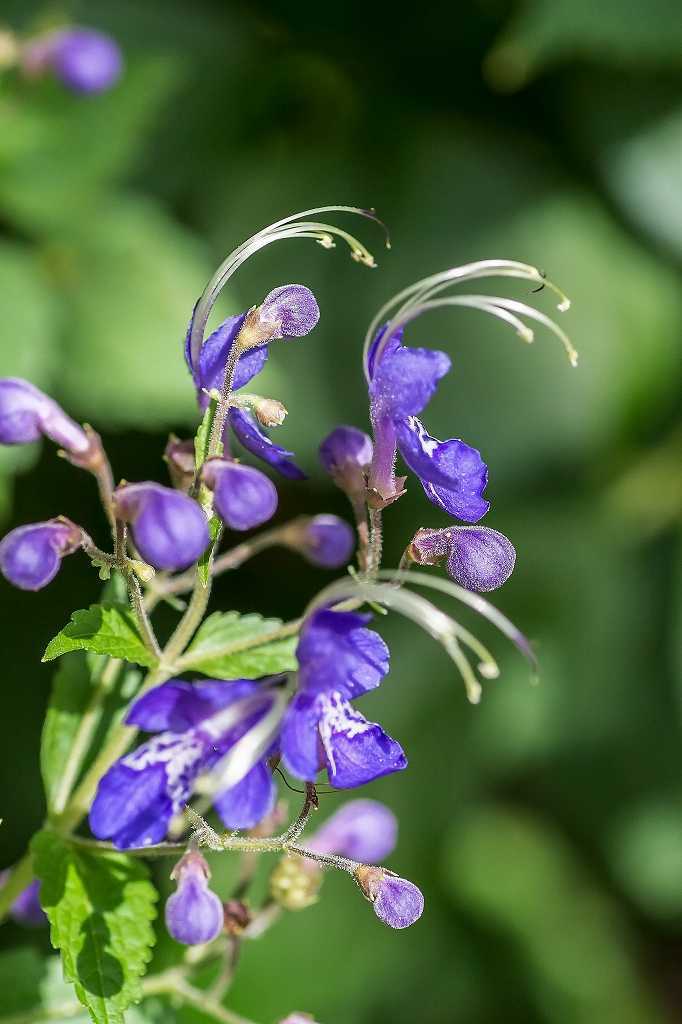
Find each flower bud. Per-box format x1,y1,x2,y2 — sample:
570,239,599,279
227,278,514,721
0,873,46,927
408,525,516,592
0,518,82,591
0,378,89,455
269,854,322,911
164,436,196,492
319,426,373,499
113,482,210,571
49,29,122,94
279,1015,319,1024
252,397,288,429
165,851,224,946
201,458,278,531
354,865,424,929
308,799,397,863
238,285,320,350
289,514,355,569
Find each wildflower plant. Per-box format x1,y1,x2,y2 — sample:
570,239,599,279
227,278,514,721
0,206,574,1024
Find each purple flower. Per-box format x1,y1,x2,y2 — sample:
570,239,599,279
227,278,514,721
297,515,355,568
49,29,122,94
280,610,406,789
319,425,373,501
366,327,489,520
165,851,223,946
201,459,278,531
409,525,516,592
0,874,46,927
185,286,318,480
355,865,424,929
0,518,82,591
0,378,89,455
113,483,210,571
308,799,397,863
89,679,278,848
228,408,306,480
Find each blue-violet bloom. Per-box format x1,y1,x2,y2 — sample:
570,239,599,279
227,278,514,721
165,851,224,946
90,679,279,848
319,425,373,501
113,482,209,572
308,799,397,864
185,285,319,480
280,609,406,788
366,326,489,520
355,864,424,929
296,514,355,569
0,378,89,455
201,459,278,531
49,29,122,94
409,525,516,592
0,518,82,591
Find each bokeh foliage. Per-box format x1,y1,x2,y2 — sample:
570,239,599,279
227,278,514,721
1,1,681,1022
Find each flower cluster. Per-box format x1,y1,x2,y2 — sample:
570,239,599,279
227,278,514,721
21,26,122,94
0,207,573,998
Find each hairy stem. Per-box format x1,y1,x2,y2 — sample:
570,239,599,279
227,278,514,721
163,571,213,664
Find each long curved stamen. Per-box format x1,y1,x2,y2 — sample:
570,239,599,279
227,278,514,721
362,260,573,380
306,578,500,703
373,568,538,678
188,207,388,368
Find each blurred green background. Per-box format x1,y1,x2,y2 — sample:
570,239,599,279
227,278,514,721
1,1,682,1022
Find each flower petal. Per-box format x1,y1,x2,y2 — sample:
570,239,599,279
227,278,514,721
126,679,261,733
213,760,276,829
397,416,489,522
280,694,322,781
89,761,173,849
229,408,306,480
194,313,269,405
296,609,389,699
318,693,407,789
370,332,451,420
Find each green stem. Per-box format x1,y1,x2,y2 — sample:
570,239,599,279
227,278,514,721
208,343,242,459
163,571,213,664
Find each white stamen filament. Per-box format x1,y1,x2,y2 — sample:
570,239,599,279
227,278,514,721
362,260,573,380
188,207,385,367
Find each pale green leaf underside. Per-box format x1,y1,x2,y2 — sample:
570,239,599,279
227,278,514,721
184,610,298,678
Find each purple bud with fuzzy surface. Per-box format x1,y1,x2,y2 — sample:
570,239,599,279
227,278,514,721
165,851,224,946
298,514,355,568
0,378,89,454
308,799,397,863
202,459,278,531
355,865,424,929
409,525,516,592
113,482,209,571
319,425,373,500
50,29,122,94
259,285,320,339
0,518,82,590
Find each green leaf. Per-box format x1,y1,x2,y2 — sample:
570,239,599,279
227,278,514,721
40,654,94,813
32,831,157,1024
183,611,298,678
197,516,222,587
57,197,219,431
42,604,155,667
0,60,179,235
